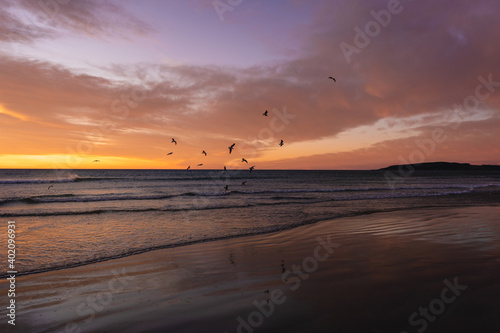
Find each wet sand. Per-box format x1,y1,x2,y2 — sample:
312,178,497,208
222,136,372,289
1,205,500,332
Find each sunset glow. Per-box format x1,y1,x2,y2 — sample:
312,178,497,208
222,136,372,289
1,0,499,169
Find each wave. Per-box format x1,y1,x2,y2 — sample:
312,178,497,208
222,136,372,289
0,200,312,217
0,175,213,184
0,186,454,206
0,206,424,278
3,182,497,206
0,174,261,187
7,197,498,279
3,173,498,188
0,177,79,184
217,185,492,196
0,191,233,206
0,189,482,218
28,193,179,204
2,182,494,208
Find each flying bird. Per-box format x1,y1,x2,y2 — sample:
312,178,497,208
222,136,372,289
186,166,190,170
249,166,255,173
263,110,268,116
224,185,229,191
279,140,284,147
328,76,336,82
202,150,207,156
166,152,173,156
241,181,247,186
47,185,53,190
242,158,248,163
171,138,177,145
228,143,235,154
197,164,203,166
92,160,100,162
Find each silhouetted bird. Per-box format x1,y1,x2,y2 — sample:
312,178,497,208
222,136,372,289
241,181,247,186
186,166,190,170
263,110,268,116
92,160,100,162
223,166,227,173
242,158,248,163
202,150,207,156
171,138,177,145
249,166,255,173
167,152,173,156
47,185,53,190
279,140,284,147
228,143,235,154
197,164,203,166
224,185,229,191
328,76,336,82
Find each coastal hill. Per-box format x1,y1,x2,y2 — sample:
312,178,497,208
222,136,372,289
379,162,500,171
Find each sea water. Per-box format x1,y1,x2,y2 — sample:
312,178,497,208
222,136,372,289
1,168,499,276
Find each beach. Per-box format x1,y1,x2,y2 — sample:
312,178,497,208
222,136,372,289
2,204,500,332
3,1,500,331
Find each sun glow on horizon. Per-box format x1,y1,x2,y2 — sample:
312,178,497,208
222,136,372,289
0,154,184,169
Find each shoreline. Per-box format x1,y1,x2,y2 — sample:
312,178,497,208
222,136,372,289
1,205,500,332
3,192,500,279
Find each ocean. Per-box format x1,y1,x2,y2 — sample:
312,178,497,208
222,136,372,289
1,168,500,277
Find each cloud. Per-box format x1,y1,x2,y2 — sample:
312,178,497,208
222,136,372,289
1,46,499,169
0,0,154,46
260,117,500,170
0,4,57,44
1,0,499,168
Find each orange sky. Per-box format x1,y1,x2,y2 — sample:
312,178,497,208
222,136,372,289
1,0,499,169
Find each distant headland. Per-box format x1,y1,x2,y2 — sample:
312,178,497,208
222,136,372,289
379,162,500,171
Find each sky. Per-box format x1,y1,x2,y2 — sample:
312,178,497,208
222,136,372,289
0,0,499,170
